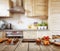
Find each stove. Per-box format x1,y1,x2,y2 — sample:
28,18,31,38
6,31,23,38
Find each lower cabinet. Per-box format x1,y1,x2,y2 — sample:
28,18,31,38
0,31,6,38
37,31,52,38
23,31,52,39
23,31,37,39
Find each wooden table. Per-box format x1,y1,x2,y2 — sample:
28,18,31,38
0,41,60,51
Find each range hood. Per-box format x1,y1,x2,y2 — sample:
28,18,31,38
9,0,25,14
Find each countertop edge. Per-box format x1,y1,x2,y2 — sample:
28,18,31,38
0,29,49,31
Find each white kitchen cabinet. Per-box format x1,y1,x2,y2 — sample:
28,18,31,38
37,31,52,38
24,0,48,17
52,31,60,35
23,31,37,39
0,0,11,17
48,0,60,30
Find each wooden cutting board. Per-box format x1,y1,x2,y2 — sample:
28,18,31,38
52,35,60,39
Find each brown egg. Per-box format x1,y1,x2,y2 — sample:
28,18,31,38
36,38,41,45
6,39,12,44
43,40,50,45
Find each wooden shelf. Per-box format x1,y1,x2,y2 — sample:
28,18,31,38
27,15,48,20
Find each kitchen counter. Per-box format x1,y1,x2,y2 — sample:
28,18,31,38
0,29,49,31
0,42,60,51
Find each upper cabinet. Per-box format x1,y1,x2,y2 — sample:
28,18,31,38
48,0,60,30
24,0,48,18
0,0,11,17
24,0,33,16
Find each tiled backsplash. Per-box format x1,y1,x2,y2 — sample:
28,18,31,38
0,14,47,30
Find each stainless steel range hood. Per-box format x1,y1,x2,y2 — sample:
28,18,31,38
9,0,25,14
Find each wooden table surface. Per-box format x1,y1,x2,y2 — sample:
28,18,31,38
0,42,60,51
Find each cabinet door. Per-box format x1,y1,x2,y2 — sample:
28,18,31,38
33,0,48,16
24,0,48,17
48,0,60,30
23,31,37,39
0,0,10,17
37,31,52,38
24,0,33,16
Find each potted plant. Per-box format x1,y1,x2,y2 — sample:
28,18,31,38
42,22,48,30
37,23,42,30
37,22,48,30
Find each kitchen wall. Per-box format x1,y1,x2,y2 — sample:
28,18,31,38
0,14,60,38
0,0,10,16
0,14,47,30
0,13,60,39
48,0,60,30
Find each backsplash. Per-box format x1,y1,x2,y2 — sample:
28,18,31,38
0,14,47,30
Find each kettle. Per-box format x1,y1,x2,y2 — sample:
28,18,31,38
0,20,6,29
6,23,12,29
